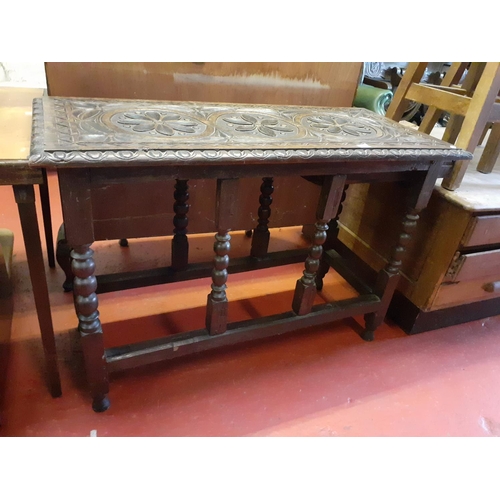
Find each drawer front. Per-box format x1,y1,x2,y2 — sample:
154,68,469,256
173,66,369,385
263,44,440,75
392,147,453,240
461,214,500,248
433,277,500,309
447,248,500,282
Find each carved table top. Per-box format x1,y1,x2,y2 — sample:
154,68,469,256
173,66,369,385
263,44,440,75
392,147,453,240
29,97,472,168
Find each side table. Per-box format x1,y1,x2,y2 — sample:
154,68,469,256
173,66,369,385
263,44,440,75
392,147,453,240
29,97,470,411
0,88,61,398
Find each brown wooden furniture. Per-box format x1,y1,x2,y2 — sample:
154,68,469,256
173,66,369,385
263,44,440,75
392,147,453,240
29,96,470,411
386,62,500,190
45,63,363,289
0,88,61,397
338,156,500,334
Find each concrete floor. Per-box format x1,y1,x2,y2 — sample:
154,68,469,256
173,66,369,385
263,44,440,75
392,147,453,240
1,170,500,437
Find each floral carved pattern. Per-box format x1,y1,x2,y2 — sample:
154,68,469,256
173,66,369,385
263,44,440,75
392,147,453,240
114,111,205,136
221,114,296,137
29,98,473,167
306,115,378,137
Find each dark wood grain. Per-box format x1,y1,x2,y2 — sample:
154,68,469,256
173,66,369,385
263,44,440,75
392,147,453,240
95,249,308,294
292,175,346,315
106,294,381,372
71,244,109,412
250,177,274,258
206,179,240,335
37,97,470,411
29,97,471,170
171,179,189,270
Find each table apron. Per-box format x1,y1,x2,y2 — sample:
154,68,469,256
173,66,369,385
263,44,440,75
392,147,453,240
80,161,445,186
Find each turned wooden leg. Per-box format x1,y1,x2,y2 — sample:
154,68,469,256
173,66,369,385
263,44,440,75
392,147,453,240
251,177,273,258
14,185,62,398
316,184,349,291
293,175,346,315
172,179,189,270
71,244,109,412
206,230,230,335
205,178,239,335
361,208,420,341
293,220,328,315
56,224,74,292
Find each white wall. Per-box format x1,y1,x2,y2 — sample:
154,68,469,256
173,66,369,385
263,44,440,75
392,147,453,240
0,62,46,88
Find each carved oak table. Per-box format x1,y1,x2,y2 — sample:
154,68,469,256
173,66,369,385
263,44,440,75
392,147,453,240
29,97,471,412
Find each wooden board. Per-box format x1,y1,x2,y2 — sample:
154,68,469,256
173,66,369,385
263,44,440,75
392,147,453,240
45,62,363,108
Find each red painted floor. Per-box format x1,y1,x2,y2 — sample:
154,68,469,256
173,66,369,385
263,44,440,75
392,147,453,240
1,171,500,437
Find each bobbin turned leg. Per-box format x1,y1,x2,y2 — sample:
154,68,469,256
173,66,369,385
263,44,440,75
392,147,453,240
206,179,239,335
251,177,273,258
292,175,347,316
72,244,109,412
360,162,441,341
206,230,230,334
172,179,189,270
316,184,349,291
361,209,420,341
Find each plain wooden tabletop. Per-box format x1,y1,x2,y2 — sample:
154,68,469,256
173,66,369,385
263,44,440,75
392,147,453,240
0,87,44,162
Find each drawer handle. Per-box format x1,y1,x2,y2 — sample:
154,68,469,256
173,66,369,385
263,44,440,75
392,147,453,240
483,281,500,293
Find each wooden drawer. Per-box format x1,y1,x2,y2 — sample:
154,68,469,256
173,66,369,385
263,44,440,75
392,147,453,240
447,248,500,282
461,214,500,248
433,276,500,309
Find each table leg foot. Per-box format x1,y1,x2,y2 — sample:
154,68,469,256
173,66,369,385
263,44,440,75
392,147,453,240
206,295,228,335
360,329,375,342
119,238,129,247
92,395,111,413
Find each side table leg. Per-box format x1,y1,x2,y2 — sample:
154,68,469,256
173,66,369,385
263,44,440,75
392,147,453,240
14,185,62,397
71,244,109,412
292,219,328,315
361,208,420,341
250,177,273,258
316,184,349,291
206,230,231,335
292,175,347,315
205,178,239,335
171,179,189,270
